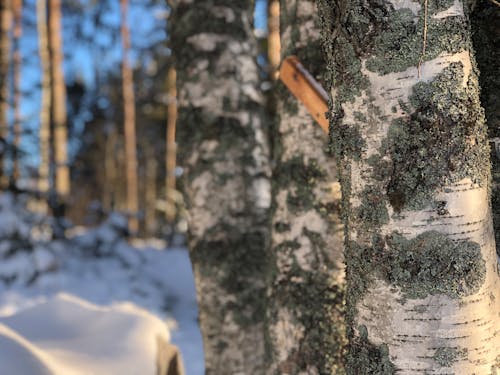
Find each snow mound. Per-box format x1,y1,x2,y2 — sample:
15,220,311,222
0,293,172,375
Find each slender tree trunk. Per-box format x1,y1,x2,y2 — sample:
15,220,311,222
165,66,177,224
120,0,138,233
0,0,12,188
267,0,281,80
266,1,346,373
169,1,271,373
48,0,69,199
10,0,22,186
317,0,500,372
103,126,117,211
145,147,157,236
37,0,51,197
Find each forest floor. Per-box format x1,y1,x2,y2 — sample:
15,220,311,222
0,193,204,374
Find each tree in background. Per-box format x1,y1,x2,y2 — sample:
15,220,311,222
11,0,22,186
317,0,500,372
169,0,272,372
266,0,346,373
37,0,51,198
120,0,139,233
48,0,69,201
165,66,177,224
0,0,12,188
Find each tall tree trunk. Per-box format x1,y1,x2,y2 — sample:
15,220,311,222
0,0,12,188
165,66,177,224
37,0,51,197
11,0,22,186
317,0,500,373
120,0,138,233
48,0,69,199
169,1,271,373
267,0,281,80
471,0,500,260
266,1,346,373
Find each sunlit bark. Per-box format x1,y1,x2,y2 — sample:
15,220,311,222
48,0,69,198
37,0,50,197
317,0,500,372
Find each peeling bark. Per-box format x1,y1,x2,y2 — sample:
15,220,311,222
266,1,346,374
318,0,500,373
168,1,271,373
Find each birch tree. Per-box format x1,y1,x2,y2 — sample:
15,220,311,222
168,1,271,373
317,0,500,372
266,0,346,373
471,0,500,260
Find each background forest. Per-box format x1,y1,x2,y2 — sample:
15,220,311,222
0,0,499,374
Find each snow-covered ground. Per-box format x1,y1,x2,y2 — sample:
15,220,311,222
0,193,204,374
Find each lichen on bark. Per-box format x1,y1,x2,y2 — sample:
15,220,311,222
386,63,490,212
318,0,500,372
169,1,271,373
266,0,346,373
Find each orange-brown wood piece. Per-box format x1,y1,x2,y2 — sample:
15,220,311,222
279,56,329,133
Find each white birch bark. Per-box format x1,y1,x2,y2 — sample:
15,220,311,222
317,0,500,372
266,1,346,373
168,1,271,373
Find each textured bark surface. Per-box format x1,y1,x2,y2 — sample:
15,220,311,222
266,1,346,374
169,1,271,373
471,1,500,259
317,0,500,373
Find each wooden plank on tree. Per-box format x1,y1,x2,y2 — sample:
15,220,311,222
279,55,329,134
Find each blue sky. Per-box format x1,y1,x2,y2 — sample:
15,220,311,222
13,0,268,174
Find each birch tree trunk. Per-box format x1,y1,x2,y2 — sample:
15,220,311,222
471,0,500,260
266,1,346,373
37,0,51,197
11,0,22,186
317,0,500,373
168,1,271,373
0,0,12,188
120,0,139,233
48,0,69,199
